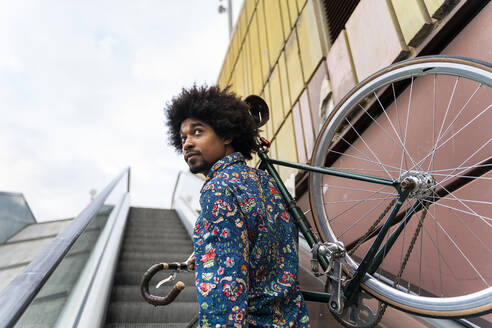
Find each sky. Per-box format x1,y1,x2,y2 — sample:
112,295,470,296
0,0,242,221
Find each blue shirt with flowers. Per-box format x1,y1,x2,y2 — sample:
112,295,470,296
193,152,310,327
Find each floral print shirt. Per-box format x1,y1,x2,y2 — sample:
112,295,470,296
193,152,310,327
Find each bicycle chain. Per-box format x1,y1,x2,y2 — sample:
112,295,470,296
349,199,397,256
332,200,429,328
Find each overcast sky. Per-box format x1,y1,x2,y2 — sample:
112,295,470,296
0,0,242,221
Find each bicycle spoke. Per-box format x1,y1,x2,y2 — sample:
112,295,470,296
323,197,398,205
424,207,489,287
431,173,492,180
371,92,419,170
426,197,492,205
437,142,491,185
329,167,401,174
402,77,414,173
322,183,396,196
327,148,402,172
420,215,461,295
433,178,492,227
327,185,391,223
428,77,460,171
438,83,483,148
392,82,405,177
427,163,492,173
431,199,491,254
339,134,388,173
434,104,491,154
411,105,491,171
418,219,424,296
427,74,437,172
433,203,443,296
337,195,395,239
344,117,394,179
421,199,492,225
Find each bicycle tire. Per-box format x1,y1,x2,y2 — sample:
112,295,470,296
308,56,492,318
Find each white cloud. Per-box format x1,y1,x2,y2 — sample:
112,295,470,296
0,0,243,221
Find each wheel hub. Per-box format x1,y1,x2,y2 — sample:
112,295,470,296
399,171,436,199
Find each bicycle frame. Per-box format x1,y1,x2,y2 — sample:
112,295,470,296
257,144,417,307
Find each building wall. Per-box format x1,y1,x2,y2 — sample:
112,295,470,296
217,0,469,187
217,0,329,185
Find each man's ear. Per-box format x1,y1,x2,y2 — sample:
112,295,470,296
224,138,233,145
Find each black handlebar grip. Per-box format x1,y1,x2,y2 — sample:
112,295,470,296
140,263,187,306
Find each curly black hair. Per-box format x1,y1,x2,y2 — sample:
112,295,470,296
164,85,258,160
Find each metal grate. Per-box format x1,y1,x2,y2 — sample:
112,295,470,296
322,0,360,43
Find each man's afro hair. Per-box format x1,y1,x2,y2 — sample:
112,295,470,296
165,85,259,160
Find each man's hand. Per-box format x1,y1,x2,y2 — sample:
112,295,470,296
186,253,195,270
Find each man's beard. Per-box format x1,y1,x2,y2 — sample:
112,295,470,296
188,157,212,174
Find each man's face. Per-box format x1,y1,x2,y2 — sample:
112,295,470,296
180,118,234,175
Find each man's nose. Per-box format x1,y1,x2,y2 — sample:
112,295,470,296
182,137,193,150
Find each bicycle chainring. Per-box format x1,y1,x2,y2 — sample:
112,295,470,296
330,289,385,328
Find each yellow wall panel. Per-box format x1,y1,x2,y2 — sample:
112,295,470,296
243,35,253,96
257,1,271,84
391,0,432,47
231,32,238,68
269,64,284,133
285,31,304,104
279,0,292,40
297,0,307,12
218,69,226,89
269,139,278,165
246,0,256,24
238,9,246,47
227,51,234,85
235,52,245,97
276,113,299,182
278,52,291,116
261,84,274,139
222,53,230,87
249,16,263,95
297,0,323,82
264,0,285,67
288,0,299,27
423,0,448,18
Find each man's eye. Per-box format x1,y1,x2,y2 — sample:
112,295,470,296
181,137,186,143
194,129,202,135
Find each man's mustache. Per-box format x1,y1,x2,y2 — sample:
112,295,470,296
184,151,201,161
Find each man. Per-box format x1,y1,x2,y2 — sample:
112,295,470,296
165,85,310,327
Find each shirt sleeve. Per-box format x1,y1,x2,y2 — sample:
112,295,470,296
194,186,249,327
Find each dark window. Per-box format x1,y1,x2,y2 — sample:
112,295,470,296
322,0,360,43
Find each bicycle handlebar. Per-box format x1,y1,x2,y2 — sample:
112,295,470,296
140,261,190,306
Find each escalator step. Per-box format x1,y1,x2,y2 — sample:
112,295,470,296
111,285,197,302
106,207,198,326
119,251,192,262
113,271,195,286
105,323,190,328
106,301,198,323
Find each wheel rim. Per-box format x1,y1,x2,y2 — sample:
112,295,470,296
309,57,492,316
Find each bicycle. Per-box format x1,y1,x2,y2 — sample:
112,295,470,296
141,55,492,327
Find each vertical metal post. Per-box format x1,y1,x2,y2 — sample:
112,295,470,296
127,167,131,193
228,0,233,39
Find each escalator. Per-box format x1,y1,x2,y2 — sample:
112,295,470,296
105,207,197,327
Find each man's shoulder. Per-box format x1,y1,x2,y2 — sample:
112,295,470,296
203,161,269,193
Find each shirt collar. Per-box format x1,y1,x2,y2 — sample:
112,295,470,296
207,152,245,179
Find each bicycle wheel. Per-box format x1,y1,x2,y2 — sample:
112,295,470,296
309,56,492,318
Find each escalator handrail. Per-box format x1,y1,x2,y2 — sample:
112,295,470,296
0,167,130,328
